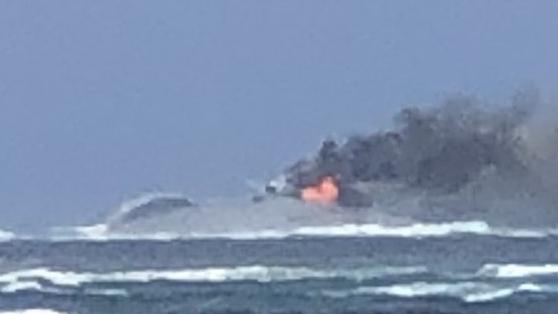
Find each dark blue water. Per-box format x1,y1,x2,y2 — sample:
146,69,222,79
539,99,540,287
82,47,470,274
1,235,558,313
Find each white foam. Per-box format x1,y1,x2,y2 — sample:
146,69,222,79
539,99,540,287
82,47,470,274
72,224,109,240
325,281,549,303
67,221,497,241
52,224,183,242
462,288,516,303
292,223,558,239
518,283,545,292
1,281,43,293
353,282,483,298
83,288,128,297
478,264,558,278
292,221,491,238
465,282,556,302
57,219,558,241
0,276,128,297
61,224,184,242
195,223,558,240
0,229,15,241
0,266,426,287
0,268,86,286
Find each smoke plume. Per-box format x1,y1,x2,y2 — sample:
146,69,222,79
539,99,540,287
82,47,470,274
271,93,558,224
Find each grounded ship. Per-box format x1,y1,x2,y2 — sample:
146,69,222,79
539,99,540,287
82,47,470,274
86,99,558,239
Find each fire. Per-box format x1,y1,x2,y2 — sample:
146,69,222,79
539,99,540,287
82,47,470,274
301,176,339,205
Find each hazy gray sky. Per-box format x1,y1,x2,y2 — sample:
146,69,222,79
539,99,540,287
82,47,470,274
1,1,557,231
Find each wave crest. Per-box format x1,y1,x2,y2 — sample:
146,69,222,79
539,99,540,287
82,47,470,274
0,266,426,288
4,263,558,304
478,264,558,278
323,281,554,303
0,229,15,241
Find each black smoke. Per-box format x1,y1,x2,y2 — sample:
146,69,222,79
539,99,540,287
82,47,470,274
275,93,557,212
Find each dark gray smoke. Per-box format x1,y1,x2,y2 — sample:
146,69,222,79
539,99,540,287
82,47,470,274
273,93,558,220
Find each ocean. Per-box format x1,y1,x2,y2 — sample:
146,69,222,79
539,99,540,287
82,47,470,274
1,230,558,314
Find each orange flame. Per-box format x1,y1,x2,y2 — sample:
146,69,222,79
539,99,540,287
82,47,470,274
301,176,339,205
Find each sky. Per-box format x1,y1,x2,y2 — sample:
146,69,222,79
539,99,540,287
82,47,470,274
0,1,557,232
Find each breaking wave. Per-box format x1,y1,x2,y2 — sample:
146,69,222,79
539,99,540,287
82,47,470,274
323,281,554,303
322,261,558,303
61,220,558,241
291,221,491,238
3,263,558,304
0,265,426,289
478,264,558,279
0,229,15,242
